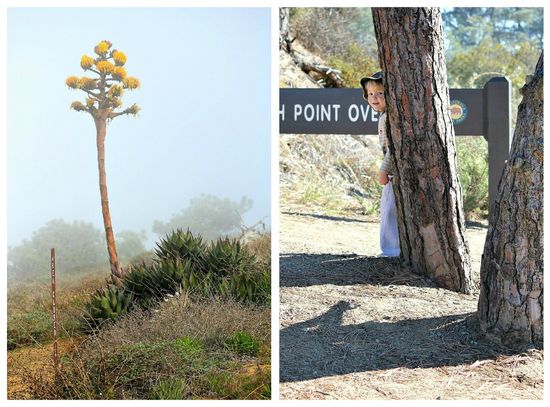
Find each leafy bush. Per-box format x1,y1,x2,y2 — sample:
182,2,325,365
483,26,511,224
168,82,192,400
224,331,261,356
456,137,489,219
150,378,185,400
8,309,52,350
329,42,379,87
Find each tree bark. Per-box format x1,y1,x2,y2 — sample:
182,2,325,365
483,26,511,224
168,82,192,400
279,7,291,52
372,8,473,293
94,114,123,286
477,53,543,347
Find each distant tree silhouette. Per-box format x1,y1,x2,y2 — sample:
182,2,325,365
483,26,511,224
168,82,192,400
66,40,140,286
153,194,253,241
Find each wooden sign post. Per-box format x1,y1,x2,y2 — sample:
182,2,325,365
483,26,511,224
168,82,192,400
50,248,59,379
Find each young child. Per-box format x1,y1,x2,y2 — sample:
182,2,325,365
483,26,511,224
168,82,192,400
360,72,400,257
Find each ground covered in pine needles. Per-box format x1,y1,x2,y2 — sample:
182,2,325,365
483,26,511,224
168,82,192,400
279,210,543,400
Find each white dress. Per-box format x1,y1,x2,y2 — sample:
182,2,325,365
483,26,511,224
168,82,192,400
378,112,400,257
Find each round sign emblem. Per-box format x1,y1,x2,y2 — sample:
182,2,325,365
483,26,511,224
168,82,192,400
450,100,468,124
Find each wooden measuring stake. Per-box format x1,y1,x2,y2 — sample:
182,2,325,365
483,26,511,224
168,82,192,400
50,248,59,378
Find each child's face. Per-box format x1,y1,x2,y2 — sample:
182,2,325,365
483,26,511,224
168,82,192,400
365,81,385,112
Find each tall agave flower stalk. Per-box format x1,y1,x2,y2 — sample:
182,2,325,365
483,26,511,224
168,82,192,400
66,40,140,286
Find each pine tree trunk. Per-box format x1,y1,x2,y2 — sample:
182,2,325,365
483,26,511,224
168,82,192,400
372,8,473,293
94,114,123,286
477,53,543,347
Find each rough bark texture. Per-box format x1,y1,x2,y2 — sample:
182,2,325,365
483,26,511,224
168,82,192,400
477,53,543,347
279,7,291,52
94,114,123,286
372,8,472,293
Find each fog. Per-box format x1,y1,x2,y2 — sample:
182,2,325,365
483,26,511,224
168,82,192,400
6,8,271,252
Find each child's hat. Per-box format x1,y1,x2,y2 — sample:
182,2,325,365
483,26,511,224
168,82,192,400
360,71,384,88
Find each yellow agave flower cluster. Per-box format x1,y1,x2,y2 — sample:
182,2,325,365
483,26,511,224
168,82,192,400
123,77,140,89
77,42,138,87
94,40,112,56
67,40,140,114
65,76,97,90
112,50,127,66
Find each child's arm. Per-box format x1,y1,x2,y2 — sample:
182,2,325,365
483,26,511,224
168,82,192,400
379,149,392,185
379,170,389,185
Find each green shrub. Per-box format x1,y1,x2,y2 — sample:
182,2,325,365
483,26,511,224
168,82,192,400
456,137,489,219
174,336,203,356
224,331,260,356
8,309,52,349
329,42,379,87
150,378,185,400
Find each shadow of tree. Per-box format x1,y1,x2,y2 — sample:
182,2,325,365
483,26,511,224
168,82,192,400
280,253,437,289
281,211,371,224
280,301,527,383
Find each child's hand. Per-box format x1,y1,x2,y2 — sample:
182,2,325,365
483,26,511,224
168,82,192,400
378,170,389,185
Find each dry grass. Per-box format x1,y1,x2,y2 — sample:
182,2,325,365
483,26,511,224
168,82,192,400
7,271,109,349
245,232,271,269
12,293,270,400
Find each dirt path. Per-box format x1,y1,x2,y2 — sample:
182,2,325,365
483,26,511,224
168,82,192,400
279,211,543,400
7,338,82,399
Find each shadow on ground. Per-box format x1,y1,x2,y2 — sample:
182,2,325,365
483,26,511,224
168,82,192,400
281,211,371,224
280,253,437,289
280,301,528,383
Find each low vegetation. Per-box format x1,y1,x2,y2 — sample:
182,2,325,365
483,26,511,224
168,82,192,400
7,231,271,400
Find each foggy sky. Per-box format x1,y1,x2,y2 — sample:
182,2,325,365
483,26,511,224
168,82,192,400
7,8,271,248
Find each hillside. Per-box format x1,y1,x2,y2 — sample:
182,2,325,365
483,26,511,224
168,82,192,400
279,42,381,216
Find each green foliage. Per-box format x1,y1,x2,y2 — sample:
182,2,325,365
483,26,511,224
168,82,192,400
446,37,540,124
150,378,185,400
154,229,208,271
205,237,255,278
83,284,134,329
152,229,270,304
7,309,52,350
329,42,379,87
153,194,253,241
174,337,203,356
83,230,270,327
443,8,543,50
443,8,542,124
290,8,376,60
224,331,261,356
123,260,195,308
456,137,489,219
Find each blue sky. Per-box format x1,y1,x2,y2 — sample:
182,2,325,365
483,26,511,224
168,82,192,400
7,8,271,247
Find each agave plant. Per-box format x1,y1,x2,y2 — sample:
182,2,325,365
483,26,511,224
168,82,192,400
228,270,270,304
84,284,134,329
205,237,257,278
154,229,208,271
